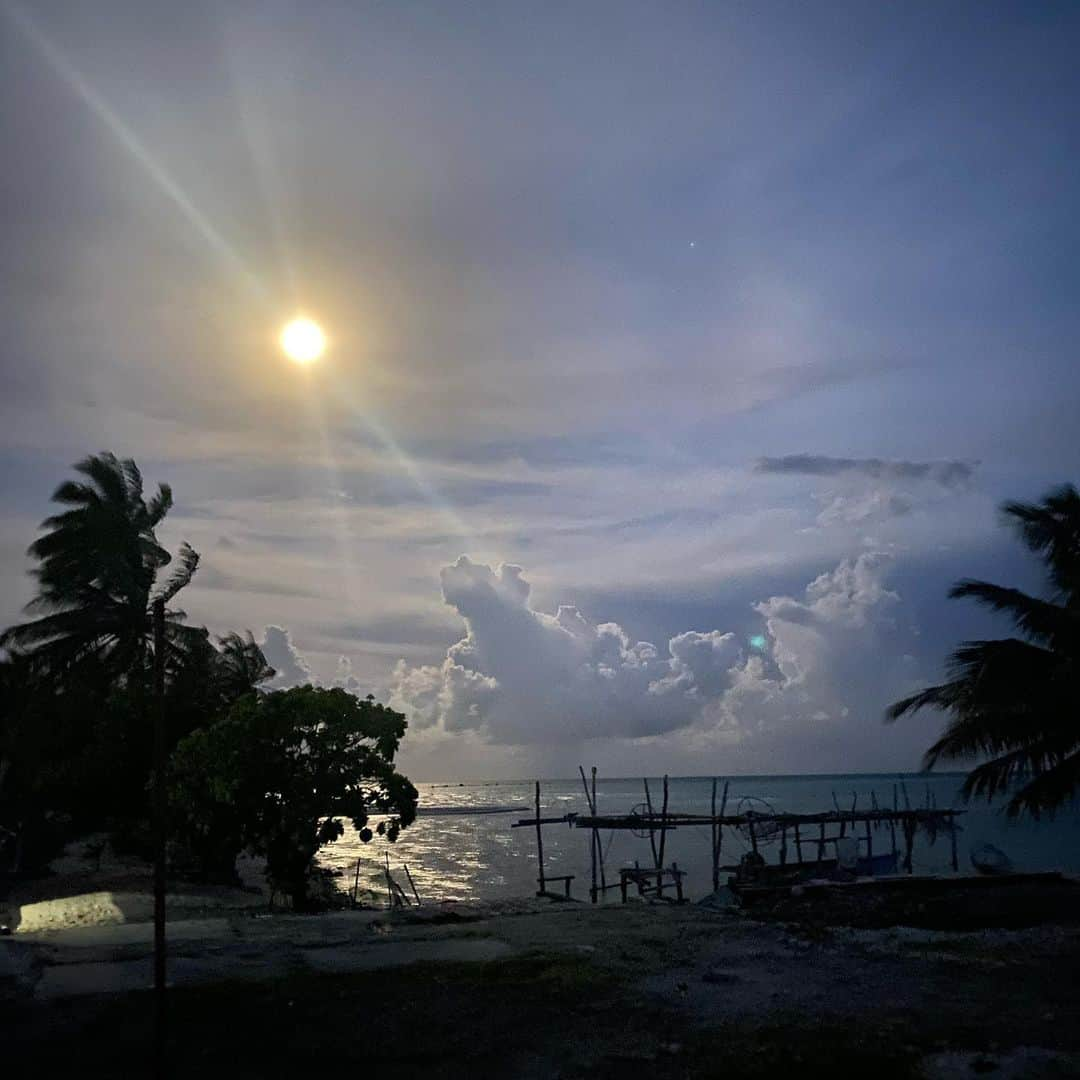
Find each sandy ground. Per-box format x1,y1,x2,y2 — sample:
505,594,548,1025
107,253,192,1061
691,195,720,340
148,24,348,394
5,841,1080,1076
5,900,1080,1077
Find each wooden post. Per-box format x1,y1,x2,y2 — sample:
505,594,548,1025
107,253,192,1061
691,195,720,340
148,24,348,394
949,813,959,872
833,792,846,838
711,779,729,892
385,851,394,907
152,597,167,1076
534,781,546,895
890,785,899,861
656,776,670,897
403,864,421,906
580,766,597,903
794,823,803,864
748,815,758,854
817,821,826,862
593,767,606,898
864,817,873,872
710,778,718,891
779,826,788,867
643,779,659,869
903,817,915,874
352,858,362,907
673,862,683,903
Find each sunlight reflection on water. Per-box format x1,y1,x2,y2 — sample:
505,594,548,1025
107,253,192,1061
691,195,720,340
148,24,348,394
317,775,1080,906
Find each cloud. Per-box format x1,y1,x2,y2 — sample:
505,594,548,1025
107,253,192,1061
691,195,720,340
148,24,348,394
389,557,744,745
389,552,917,765
259,625,313,689
755,455,977,489
755,455,979,530
688,552,921,770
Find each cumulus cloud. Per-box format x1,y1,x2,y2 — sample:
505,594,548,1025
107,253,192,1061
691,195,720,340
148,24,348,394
389,552,917,765
755,455,977,488
259,625,313,689
389,557,744,745
688,552,922,770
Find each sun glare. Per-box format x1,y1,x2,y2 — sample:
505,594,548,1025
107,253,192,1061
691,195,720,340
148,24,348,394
280,317,326,364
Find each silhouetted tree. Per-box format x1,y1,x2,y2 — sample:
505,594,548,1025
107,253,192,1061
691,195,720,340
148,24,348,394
888,484,1080,818
0,452,203,685
214,631,276,704
169,687,417,904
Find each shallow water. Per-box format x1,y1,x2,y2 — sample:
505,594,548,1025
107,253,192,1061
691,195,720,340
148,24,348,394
318,773,1080,905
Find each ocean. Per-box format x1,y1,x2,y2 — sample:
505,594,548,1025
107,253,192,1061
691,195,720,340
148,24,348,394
318,773,1080,906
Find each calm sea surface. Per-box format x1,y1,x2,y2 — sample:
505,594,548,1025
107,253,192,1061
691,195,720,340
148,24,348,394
318,774,1080,906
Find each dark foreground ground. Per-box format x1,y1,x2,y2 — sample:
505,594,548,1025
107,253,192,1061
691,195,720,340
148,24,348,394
5,897,1080,1079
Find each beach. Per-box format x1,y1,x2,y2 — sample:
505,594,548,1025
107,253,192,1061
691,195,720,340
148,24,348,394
6,895,1080,1078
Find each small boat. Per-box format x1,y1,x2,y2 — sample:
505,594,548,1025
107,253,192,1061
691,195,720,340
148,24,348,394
970,843,1013,875
416,804,529,817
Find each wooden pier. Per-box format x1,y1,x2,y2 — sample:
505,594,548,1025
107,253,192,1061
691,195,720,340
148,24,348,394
514,770,964,904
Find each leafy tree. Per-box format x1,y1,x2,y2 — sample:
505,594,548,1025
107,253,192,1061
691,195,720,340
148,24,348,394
169,687,417,905
0,452,204,685
888,484,1080,818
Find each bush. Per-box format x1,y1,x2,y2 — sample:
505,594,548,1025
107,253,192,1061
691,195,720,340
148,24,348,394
169,687,417,907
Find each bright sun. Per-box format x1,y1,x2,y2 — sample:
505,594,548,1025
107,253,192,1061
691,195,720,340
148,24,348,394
280,317,326,364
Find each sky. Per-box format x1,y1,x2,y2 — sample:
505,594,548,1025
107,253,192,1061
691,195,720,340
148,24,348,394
2,2,1079,779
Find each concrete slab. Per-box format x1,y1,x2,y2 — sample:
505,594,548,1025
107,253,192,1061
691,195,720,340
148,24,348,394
24,918,234,950
31,933,513,999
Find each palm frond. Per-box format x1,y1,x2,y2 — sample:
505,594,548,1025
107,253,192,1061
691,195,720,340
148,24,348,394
145,484,173,527
947,581,1079,649
152,543,200,604
1003,750,1080,819
1002,484,1080,600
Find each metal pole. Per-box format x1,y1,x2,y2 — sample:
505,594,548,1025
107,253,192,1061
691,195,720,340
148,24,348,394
152,597,167,1075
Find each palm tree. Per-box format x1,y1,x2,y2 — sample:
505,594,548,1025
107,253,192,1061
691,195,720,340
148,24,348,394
0,452,203,683
214,631,276,703
888,484,1080,818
